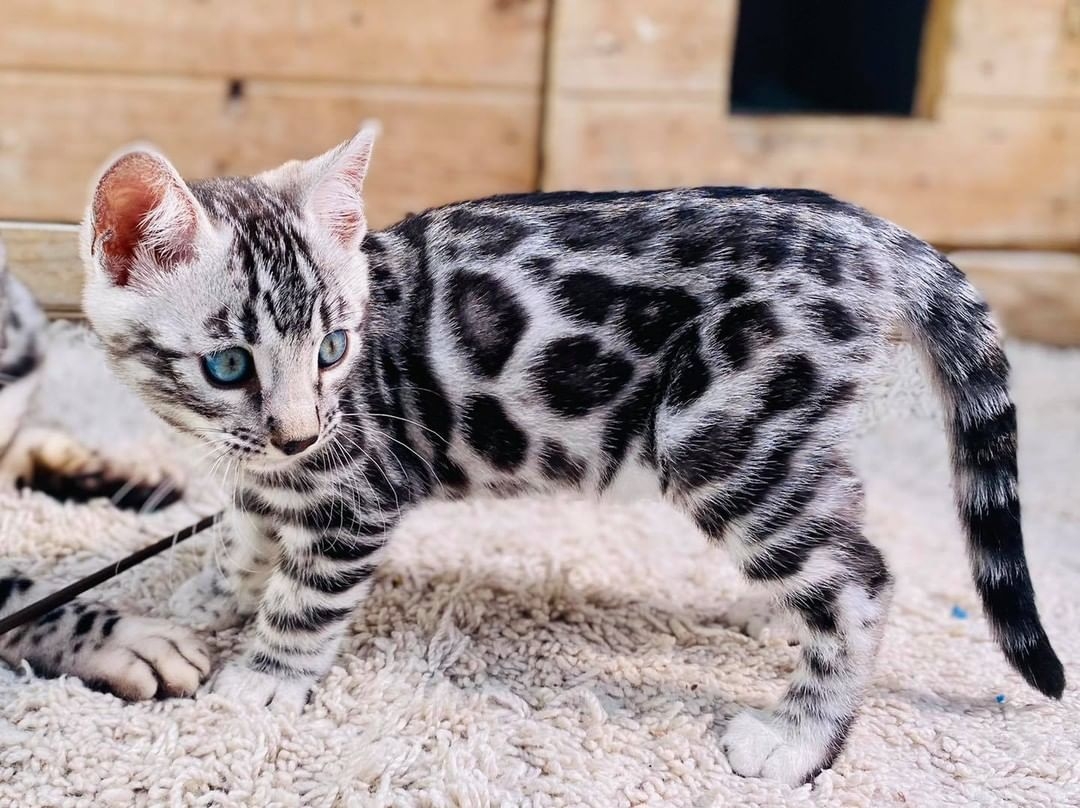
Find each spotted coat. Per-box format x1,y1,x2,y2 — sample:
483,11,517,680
80,137,1065,784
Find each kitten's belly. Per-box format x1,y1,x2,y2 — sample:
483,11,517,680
441,449,663,505
599,456,664,504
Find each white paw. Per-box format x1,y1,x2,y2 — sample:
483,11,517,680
721,710,831,785
78,617,211,701
170,568,245,630
207,662,311,714
723,595,800,645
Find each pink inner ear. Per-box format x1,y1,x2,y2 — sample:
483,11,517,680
92,153,196,286
311,138,372,248
328,205,366,246
312,175,367,247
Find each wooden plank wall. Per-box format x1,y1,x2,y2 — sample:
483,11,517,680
0,0,548,227
542,0,1080,344
9,222,1075,345
543,0,1080,250
2,0,1079,344
0,223,82,317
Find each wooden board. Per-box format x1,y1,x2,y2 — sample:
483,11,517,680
547,0,1080,101
0,72,539,225
544,0,1080,249
543,96,1080,249
547,0,735,95
946,0,1080,101
5,224,1077,349
0,0,548,89
951,250,1080,346
0,223,82,315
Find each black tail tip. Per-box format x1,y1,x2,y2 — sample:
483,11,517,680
1006,637,1066,699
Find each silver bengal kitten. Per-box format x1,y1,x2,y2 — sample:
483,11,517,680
0,237,208,700
80,129,1063,784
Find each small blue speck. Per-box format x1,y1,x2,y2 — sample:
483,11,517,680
995,694,1007,704
951,605,968,620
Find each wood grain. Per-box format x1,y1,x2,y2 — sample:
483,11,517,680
951,250,1080,346
913,0,955,117
547,0,1079,101
0,72,539,225
946,0,1080,101
0,0,549,89
548,0,736,94
543,95,1080,249
5,223,1077,350
0,223,82,315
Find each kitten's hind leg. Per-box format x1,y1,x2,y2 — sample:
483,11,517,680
717,515,891,785
1,426,182,511
659,415,892,784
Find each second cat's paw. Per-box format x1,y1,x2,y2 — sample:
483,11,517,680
170,569,245,631
76,616,211,701
207,662,311,714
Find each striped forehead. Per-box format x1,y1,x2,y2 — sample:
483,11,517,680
190,178,349,344
233,216,321,336
202,245,325,345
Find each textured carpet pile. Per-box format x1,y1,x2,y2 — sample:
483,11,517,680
0,323,1076,807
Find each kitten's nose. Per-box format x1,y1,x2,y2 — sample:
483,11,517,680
273,434,318,456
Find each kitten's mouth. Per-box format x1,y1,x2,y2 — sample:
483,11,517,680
244,451,309,473
224,421,336,474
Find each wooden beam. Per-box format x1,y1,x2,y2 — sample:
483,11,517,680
0,222,82,316
6,223,1077,350
544,0,1080,250
548,0,736,95
543,95,1080,249
913,0,955,117
547,0,1080,102
0,0,549,89
951,250,1080,346
945,0,1080,102
0,72,539,225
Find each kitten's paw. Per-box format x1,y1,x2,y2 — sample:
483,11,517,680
721,710,831,785
208,662,311,714
723,595,800,645
170,569,245,631
79,617,211,701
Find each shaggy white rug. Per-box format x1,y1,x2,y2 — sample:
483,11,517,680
0,323,1076,808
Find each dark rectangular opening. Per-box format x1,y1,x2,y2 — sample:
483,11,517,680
730,0,932,116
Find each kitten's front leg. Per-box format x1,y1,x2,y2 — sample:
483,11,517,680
171,509,278,630
209,518,393,712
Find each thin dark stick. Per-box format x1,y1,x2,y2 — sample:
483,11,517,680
0,512,222,636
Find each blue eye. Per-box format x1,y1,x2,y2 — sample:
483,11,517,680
319,330,348,368
202,347,254,386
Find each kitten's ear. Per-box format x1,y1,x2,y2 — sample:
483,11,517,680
87,149,202,287
302,126,377,250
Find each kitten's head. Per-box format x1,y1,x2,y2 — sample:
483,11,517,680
81,128,377,471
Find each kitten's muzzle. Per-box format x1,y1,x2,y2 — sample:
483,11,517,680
271,433,318,456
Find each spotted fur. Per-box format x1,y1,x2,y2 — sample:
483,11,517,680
0,571,210,699
0,237,203,698
80,130,1064,784
0,239,182,508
